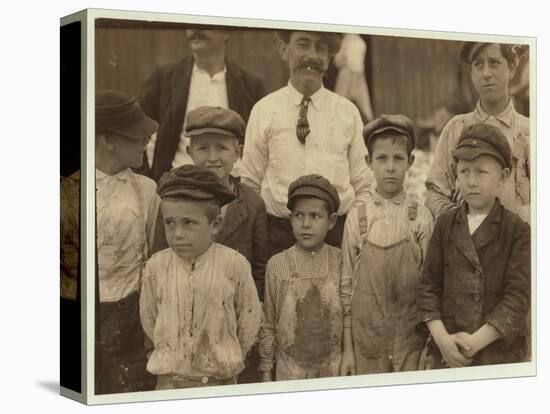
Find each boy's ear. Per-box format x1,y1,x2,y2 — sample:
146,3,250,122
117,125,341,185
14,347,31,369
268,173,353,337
501,167,511,181
210,214,223,236
100,134,116,151
407,153,416,169
327,212,338,230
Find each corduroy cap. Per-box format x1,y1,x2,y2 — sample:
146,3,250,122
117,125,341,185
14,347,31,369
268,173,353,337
363,114,417,150
452,123,512,169
275,30,343,56
95,89,158,139
157,164,237,206
287,174,340,213
185,106,246,144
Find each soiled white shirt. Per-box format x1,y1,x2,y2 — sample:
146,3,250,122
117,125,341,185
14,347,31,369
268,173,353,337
467,213,488,234
60,169,160,302
241,82,373,217
140,244,262,379
96,168,160,302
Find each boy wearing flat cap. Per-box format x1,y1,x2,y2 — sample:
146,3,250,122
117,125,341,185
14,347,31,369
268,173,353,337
426,42,530,224
140,165,262,389
60,89,160,393
241,30,373,258
153,106,268,301
340,114,434,375
258,174,344,381
417,123,530,368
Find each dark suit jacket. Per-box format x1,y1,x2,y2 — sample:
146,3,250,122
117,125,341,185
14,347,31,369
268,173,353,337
151,177,268,300
417,199,531,364
138,56,267,181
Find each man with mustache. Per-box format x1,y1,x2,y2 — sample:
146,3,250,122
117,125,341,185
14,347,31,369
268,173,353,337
241,30,373,257
139,26,267,182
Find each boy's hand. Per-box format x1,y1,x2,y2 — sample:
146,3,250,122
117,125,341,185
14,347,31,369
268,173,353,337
437,333,474,367
340,349,356,376
260,371,272,382
452,331,477,359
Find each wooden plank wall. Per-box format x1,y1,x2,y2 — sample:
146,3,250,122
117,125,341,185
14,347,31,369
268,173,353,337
95,24,477,123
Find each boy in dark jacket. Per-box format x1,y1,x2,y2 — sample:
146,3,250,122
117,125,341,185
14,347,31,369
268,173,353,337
417,123,531,367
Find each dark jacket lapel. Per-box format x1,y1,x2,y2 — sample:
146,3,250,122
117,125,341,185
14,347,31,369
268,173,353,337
226,60,253,121
216,180,249,243
453,204,483,270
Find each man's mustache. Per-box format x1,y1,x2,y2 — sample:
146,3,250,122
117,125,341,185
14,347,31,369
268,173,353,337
297,59,325,72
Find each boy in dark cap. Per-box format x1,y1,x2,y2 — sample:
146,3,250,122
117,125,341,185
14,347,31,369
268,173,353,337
417,123,530,367
258,174,344,381
426,42,530,224
153,106,268,301
139,165,262,389
61,89,160,394
340,114,434,375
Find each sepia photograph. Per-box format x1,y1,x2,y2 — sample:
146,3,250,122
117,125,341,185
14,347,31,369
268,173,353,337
58,6,536,405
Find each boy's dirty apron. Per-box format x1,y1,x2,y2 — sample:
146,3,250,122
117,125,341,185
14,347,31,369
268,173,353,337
351,205,425,374
275,250,343,380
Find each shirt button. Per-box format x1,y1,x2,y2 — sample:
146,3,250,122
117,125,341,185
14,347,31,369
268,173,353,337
201,376,209,384
473,294,481,302
388,354,393,360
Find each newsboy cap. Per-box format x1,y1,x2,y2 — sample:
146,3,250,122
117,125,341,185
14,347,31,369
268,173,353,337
287,174,340,213
452,123,512,169
185,106,246,144
95,89,158,139
274,30,343,56
157,164,237,206
363,114,417,150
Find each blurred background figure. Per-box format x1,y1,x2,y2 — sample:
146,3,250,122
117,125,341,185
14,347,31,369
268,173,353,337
509,45,530,117
333,33,374,123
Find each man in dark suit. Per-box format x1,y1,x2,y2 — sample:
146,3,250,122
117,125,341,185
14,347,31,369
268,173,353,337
139,26,267,182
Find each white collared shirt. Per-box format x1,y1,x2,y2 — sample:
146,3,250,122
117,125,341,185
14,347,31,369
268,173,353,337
173,64,229,168
241,81,373,217
145,64,229,169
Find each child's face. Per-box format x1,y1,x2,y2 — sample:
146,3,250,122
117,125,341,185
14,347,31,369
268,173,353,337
188,134,240,186
290,197,337,252
469,44,514,109
161,198,221,261
367,136,413,199
108,134,149,169
456,155,509,215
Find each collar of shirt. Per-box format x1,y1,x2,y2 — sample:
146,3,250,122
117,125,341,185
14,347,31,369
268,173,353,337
372,188,406,206
192,62,227,82
179,242,215,271
95,167,131,183
293,243,327,258
474,99,515,128
286,80,325,112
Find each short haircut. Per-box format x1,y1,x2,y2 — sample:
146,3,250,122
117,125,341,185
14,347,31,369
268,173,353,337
471,43,518,69
367,131,414,157
289,195,333,215
162,196,222,223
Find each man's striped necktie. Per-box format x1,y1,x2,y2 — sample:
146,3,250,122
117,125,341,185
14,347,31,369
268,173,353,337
296,96,311,145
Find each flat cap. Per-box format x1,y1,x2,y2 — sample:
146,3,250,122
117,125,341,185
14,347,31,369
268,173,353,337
96,89,158,139
287,174,340,213
185,106,246,144
275,30,343,56
157,164,237,206
363,114,416,150
452,123,512,169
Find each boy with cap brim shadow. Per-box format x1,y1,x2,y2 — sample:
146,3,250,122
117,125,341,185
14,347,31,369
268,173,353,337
60,89,161,394
417,123,531,368
139,165,262,389
258,174,345,381
340,114,434,375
